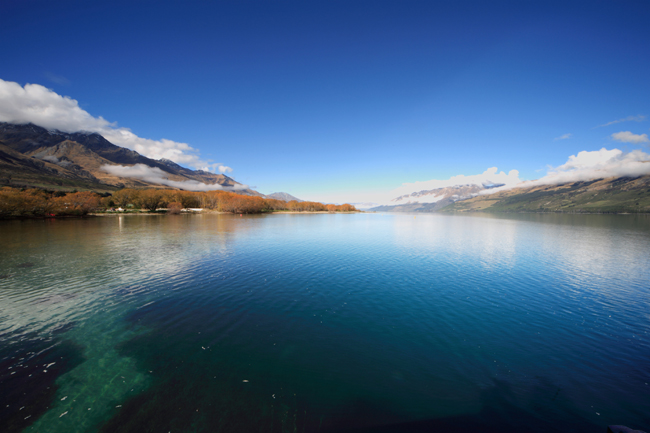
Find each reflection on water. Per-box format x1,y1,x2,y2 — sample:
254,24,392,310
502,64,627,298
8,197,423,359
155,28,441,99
0,213,649,432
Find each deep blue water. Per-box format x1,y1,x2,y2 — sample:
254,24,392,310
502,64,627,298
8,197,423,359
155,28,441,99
0,213,649,432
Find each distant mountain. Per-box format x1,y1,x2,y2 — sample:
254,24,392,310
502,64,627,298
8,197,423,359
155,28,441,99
0,122,257,194
266,192,303,202
369,184,484,212
441,176,650,214
369,176,650,214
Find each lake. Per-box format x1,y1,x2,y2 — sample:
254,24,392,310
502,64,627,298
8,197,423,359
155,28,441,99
1,213,649,432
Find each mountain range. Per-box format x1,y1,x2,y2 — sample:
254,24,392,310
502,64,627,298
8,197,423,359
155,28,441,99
441,176,650,214
0,122,257,194
3,121,648,213
369,176,650,214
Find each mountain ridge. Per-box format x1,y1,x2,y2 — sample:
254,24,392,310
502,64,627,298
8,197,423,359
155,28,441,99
441,176,650,214
369,176,650,214
0,122,257,194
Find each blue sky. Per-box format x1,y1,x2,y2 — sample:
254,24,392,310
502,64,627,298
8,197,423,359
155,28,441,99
1,0,649,203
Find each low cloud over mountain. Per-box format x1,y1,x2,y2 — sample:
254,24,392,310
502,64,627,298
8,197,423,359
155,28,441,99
101,164,247,192
371,147,650,212
483,148,650,195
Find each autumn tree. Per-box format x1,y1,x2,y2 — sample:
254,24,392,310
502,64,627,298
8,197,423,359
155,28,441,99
0,185,356,217
0,188,48,217
101,195,115,208
200,190,227,209
0,187,20,217
263,198,287,211
137,189,163,212
49,191,100,215
179,191,200,208
112,189,140,208
337,204,356,212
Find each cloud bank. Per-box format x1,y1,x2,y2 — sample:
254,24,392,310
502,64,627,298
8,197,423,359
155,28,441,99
0,79,228,172
482,148,650,195
101,164,248,192
535,148,650,184
611,131,649,144
554,133,572,140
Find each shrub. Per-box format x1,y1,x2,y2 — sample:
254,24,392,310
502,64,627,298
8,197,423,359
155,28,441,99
168,202,183,214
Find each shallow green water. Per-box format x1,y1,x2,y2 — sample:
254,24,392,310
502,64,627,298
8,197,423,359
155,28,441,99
0,213,649,432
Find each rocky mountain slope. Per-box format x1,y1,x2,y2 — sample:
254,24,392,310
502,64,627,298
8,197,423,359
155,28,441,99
0,122,255,193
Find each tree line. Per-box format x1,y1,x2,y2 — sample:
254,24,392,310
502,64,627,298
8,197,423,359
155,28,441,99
0,187,357,217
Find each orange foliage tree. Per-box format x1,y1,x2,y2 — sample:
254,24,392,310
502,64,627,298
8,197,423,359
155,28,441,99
0,188,48,217
219,193,266,213
137,189,164,212
98,187,358,215
0,188,101,217
49,191,100,216
111,188,140,208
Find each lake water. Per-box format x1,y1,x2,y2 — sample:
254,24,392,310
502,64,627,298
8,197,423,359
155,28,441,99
1,213,649,432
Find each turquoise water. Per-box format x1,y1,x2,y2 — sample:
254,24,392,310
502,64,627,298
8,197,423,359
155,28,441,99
1,213,649,432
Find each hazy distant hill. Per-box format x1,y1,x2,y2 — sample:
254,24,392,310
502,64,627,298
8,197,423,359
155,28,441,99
0,122,257,194
369,184,486,212
266,192,303,202
441,176,650,214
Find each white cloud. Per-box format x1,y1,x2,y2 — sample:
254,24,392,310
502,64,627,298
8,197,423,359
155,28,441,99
541,148,650,182
101,164,248,192
484,148,650,194
554,133,572,140
611,131,650,144
597,115,646,128
0,78,225,171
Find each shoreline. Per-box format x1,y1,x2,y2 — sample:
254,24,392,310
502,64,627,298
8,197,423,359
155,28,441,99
1,209,644,221
87,210,363,216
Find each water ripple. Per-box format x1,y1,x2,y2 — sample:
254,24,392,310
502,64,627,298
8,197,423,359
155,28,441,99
1,214,649,432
